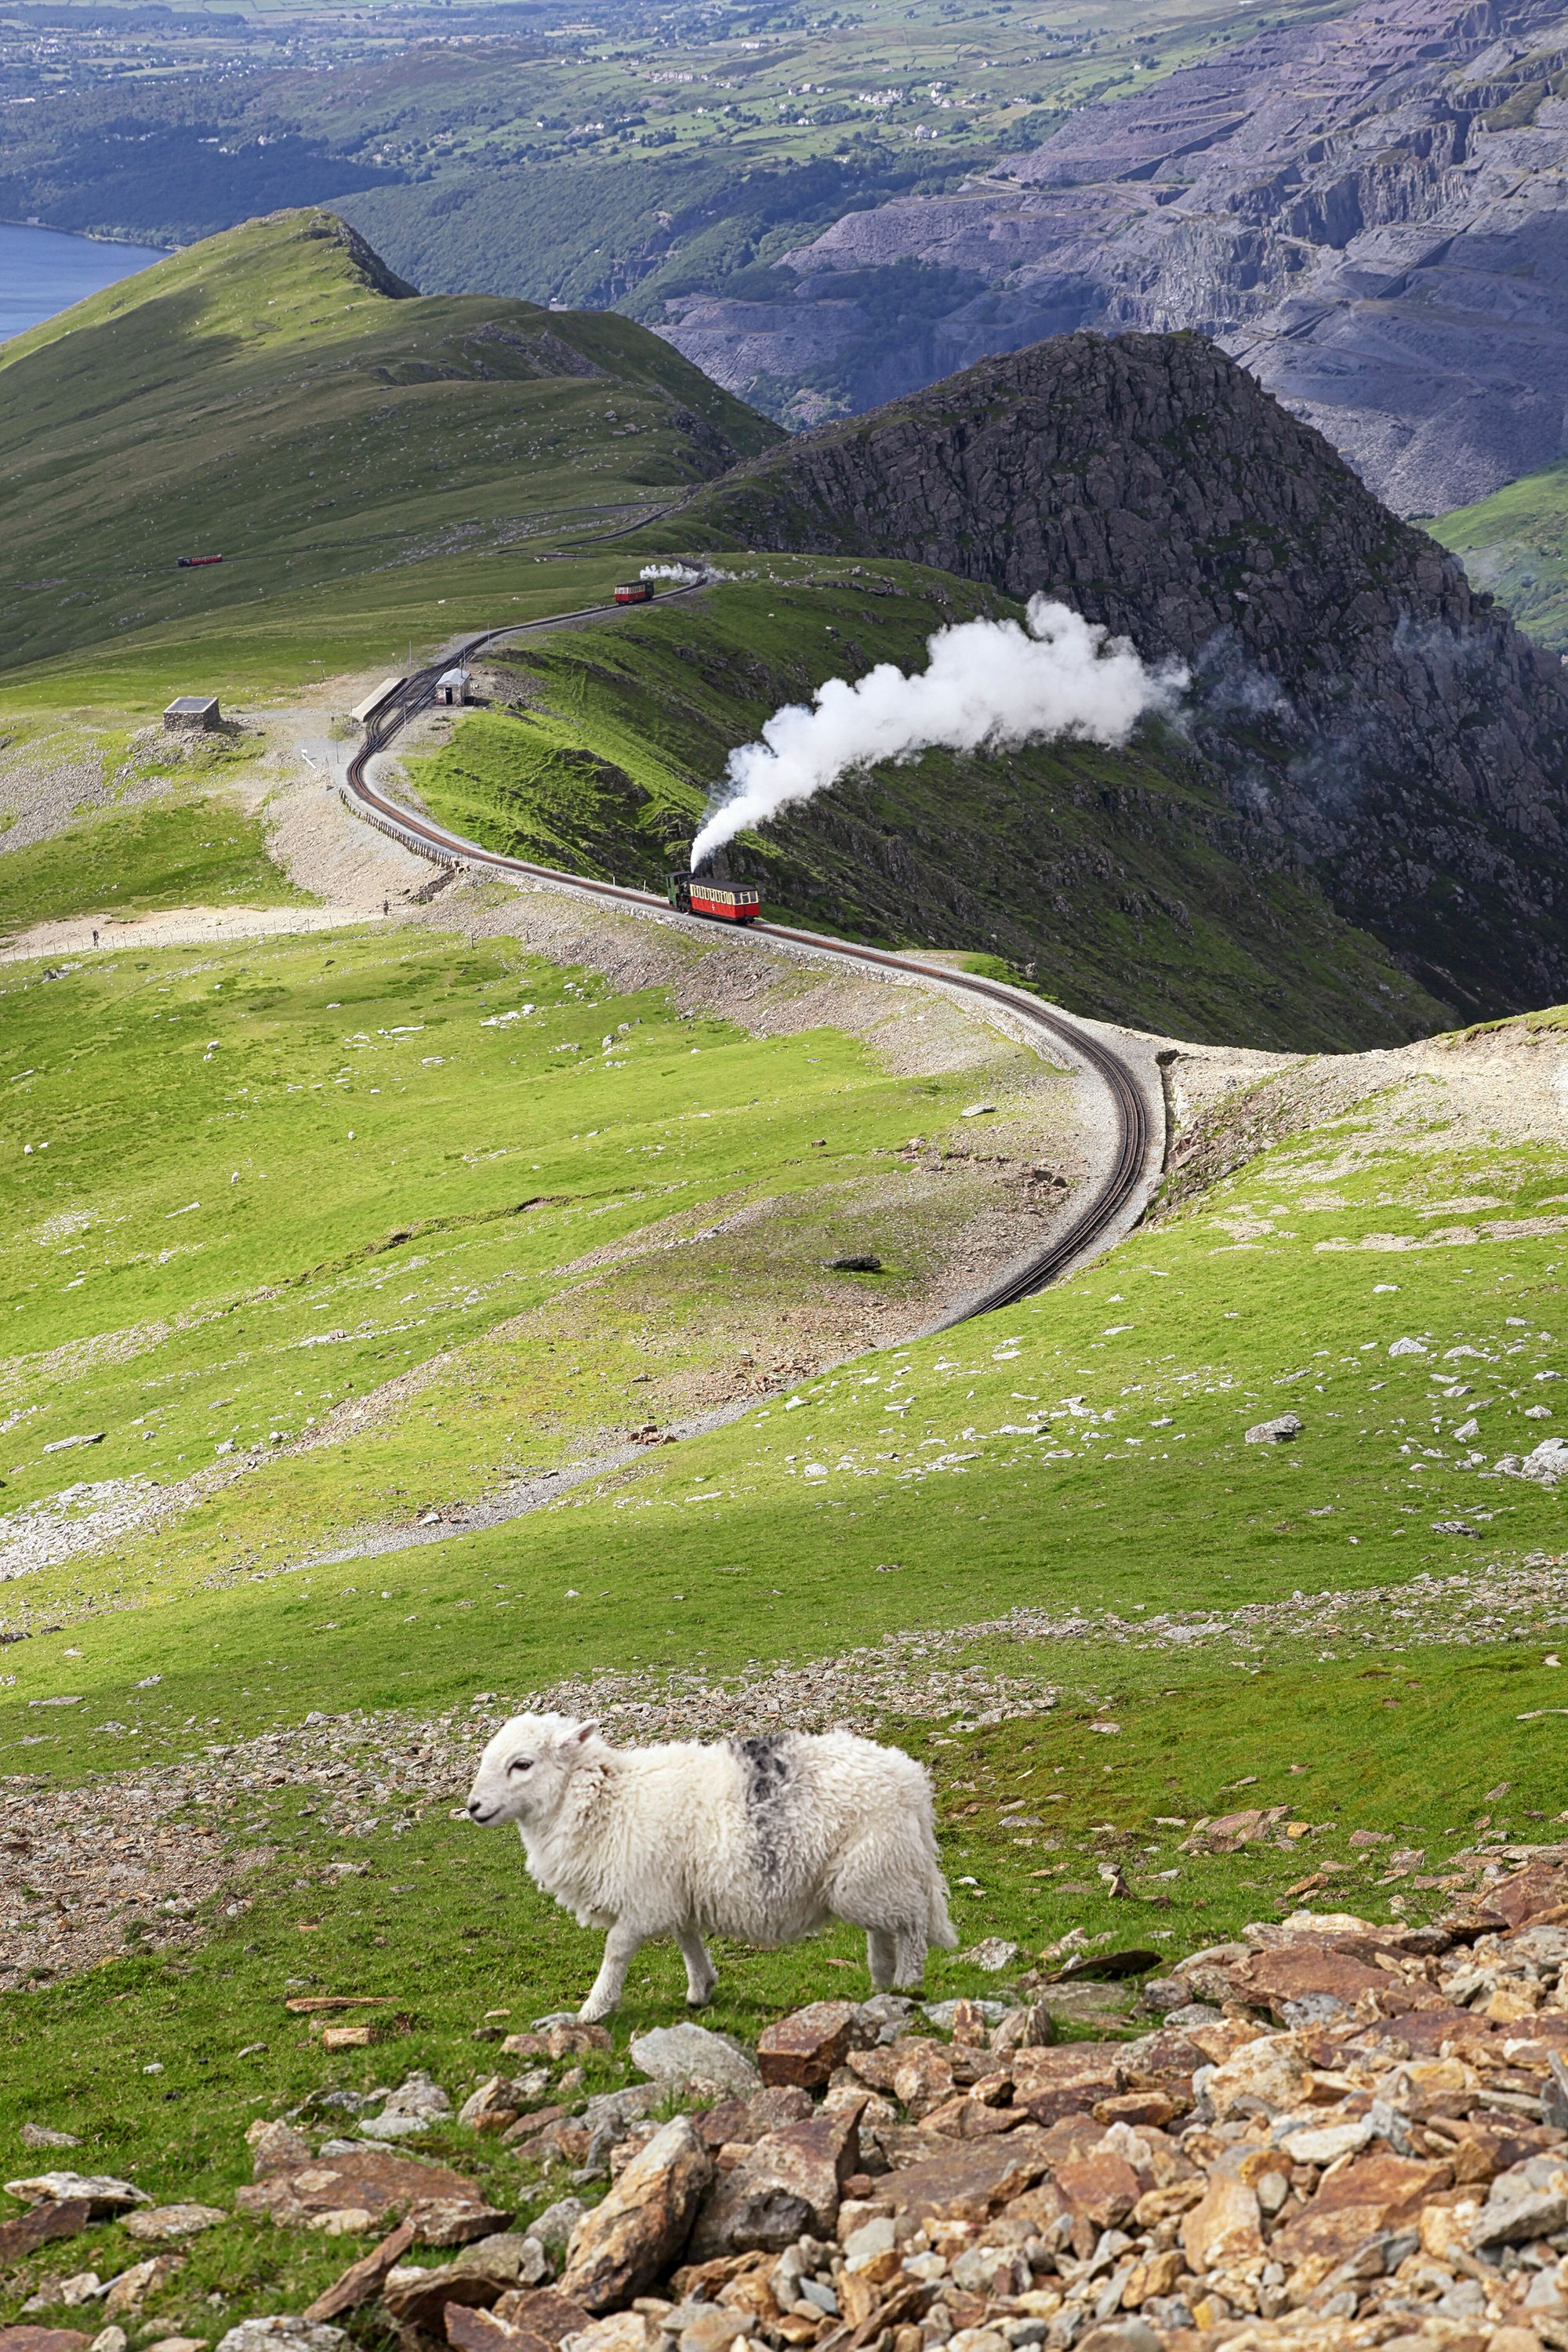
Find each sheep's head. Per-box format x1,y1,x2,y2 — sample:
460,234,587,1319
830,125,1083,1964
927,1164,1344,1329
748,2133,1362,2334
466,1713,601,1827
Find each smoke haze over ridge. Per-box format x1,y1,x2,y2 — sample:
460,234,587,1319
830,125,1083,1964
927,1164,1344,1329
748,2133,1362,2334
691,597,1187,868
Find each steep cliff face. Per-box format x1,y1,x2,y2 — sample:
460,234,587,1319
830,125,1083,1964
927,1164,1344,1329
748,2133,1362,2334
677,329,1568,1021
659,0,1568,516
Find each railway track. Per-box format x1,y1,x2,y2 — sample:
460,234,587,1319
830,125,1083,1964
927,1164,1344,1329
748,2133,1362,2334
342,589,1157,1322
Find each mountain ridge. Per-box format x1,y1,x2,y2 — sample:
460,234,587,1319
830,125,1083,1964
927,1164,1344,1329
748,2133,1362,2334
664,327,1568,1022
0,208,781,675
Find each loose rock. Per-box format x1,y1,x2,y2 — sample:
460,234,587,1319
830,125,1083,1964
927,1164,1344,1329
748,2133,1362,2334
757,2005,864,2092
630,2027,760,2100
122,2208,227,2245
560,2120,713,2313
687,2110,863,2259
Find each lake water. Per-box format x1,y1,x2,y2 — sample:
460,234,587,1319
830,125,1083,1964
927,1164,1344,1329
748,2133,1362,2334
0,221,169,343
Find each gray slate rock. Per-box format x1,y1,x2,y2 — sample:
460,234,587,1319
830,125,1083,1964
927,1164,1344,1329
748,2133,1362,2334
527,2196,587,2256
3,2173,150,2213
629,2023,760,2096
1246,1414,1302,1445
216,2322,348,2352
380,2071,453,2120
923,1998,1010,2030
1472,2158,1568,2246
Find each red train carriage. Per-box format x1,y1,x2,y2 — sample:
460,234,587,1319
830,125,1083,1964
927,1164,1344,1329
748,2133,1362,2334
667,872,760,923
614,581,654,604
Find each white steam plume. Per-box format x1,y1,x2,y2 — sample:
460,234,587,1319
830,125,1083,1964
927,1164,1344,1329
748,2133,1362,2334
691,595,1187,869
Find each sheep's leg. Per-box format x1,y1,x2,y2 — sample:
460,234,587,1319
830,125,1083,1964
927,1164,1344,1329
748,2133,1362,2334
867,1926,898,1991
893,1925,927,1991
677,1926,717,2009
579,1921,643,2023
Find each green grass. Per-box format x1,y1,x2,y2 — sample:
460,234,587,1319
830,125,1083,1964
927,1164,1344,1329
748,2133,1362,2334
4,975,1566,2338
0,209,779,680
408,561,1447,1052
0,914,1025,1619
0,553,676,725
1436,458,1568,652
0,793,311,936
7,1006,1566,1756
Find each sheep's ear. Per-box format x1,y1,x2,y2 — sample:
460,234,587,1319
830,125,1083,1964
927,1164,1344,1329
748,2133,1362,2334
572,1721,599,1746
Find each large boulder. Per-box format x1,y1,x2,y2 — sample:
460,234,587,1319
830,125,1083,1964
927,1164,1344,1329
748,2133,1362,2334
1228,1943,1392,2020
559,2119,712,2313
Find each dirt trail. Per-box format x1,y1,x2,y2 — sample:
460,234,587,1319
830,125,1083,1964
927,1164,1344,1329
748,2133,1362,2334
0,902,376,962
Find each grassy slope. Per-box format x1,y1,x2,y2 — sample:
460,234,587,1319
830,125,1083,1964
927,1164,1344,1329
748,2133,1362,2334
1436,459,1568,653
0,911,1028,1608
5,1010,1568,2347
0,798,310,935
0,710,315,935
408,562,1446,1052
0,208,779,679
12,1007,1568,1735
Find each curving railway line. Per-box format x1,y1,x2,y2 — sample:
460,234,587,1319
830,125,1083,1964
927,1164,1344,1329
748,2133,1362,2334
340,586,1157,1323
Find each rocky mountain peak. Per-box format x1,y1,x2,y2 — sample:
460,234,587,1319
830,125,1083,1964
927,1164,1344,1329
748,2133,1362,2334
681,327,1568,1019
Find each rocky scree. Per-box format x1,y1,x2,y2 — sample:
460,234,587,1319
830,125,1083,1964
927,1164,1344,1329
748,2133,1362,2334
17,1864,1568,2350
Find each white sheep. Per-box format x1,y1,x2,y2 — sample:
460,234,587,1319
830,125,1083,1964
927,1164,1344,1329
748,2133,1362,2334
466,1714,957,2020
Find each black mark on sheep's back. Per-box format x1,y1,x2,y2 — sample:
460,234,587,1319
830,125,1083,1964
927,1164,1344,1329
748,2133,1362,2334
733,1733,797,1886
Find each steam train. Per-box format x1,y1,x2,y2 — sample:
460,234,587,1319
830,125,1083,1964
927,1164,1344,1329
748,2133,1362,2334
666,869,761,923
614,581,654,605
